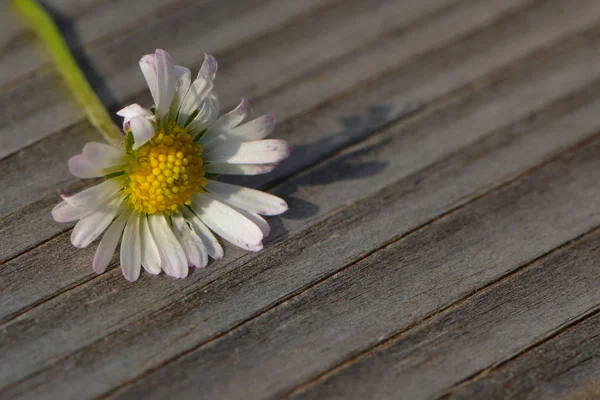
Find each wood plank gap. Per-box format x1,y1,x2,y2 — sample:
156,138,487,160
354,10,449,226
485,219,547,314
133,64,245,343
98,103,600,398
286,223,600,399
437,302,600,398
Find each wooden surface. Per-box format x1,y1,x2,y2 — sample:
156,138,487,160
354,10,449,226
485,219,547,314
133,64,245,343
2,0,600,398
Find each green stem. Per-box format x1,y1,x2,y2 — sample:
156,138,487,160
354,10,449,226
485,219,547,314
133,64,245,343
12,0,123,146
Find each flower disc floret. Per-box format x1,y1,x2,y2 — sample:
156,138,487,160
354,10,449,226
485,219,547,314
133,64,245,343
125,123,207,214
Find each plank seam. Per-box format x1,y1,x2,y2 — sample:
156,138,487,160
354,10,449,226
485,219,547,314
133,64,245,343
97,116,600,399
436,297,600,397
284,223,600,399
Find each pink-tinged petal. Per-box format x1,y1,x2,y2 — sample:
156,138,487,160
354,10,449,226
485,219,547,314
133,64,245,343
70,196,125,248
206,180,287,216
204,139,291,164
139,54,159,107
181,207,224,260
139,49,176,119
233,208,271,237
117,104,154,131
177,78,213,126
117,104,153,118
229,113,275,140
82,142,127,168
190,193,263,252
187,92,220,135
203,113,275,151
51,200,93,222
204,162,278,176
171,212,208,268
68,155,104,178
198,53,218,81
61,179,123,210
130,116,155,150
120,212,142,282
93,209,130,274
140,214,161,275
200,98,253,144
148,213,188,278
169,66,192,121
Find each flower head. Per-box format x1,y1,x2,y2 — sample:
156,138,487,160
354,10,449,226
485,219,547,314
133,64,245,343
52,49,290,281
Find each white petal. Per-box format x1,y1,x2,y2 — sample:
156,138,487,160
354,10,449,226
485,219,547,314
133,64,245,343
233,208,270,237
203,113,275,151
120,212,142,281
148,214,188,278
82,142,126,168
140,214,161,275
181,207,224,260
229,114,275,140
198,53,218,82
130,116,156,150
93,209,130,274
187,92,219,135
191,193,263,252
68,155,104,178
117,104,153,131
169,66,192,121
204,162,278,176
140,49,176,119
171,212,208,268
139,54,159,107
60,179,123,210
117,104,152,119
70,196,125,248
201,98,253,144
51,200,93,222
177,78,213,125
206,180,287,216
204,139,291,164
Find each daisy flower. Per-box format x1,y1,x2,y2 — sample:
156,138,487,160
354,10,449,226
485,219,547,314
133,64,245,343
51,49,290,281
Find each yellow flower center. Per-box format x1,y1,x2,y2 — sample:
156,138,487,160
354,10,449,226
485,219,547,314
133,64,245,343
125,123,207,214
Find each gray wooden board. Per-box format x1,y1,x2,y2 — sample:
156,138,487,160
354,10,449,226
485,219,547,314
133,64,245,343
0,0,557,312
0,0,537,218
104,113,600,400
0,0,334,158
447,308,600,400
291,211,600,400
6,14,600,397
0,0,199,90
3,0,600,398
1,0,588,265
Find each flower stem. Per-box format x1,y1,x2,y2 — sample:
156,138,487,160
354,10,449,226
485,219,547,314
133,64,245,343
12,0,123,146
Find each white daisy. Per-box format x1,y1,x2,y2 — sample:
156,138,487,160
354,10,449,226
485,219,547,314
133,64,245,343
51,49,290,281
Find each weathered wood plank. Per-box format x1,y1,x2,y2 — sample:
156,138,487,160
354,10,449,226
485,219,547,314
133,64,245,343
291,218,600,400
0,0,582,262
0,0,334,159
1,0,581,328
0,0,546,275
0,0,467,218
104,125,600,400
5,17,600,397
0,0,196,90
447,310,600,400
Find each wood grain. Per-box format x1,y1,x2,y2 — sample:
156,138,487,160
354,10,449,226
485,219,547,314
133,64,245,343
1,0,586,262
4,0,600,398
292,213,600,400
0,0,334,159
2,0,586,329
447,309,600,400
5,13,600,397
1,0,528,219
0,0,198,90
105,110,600,400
